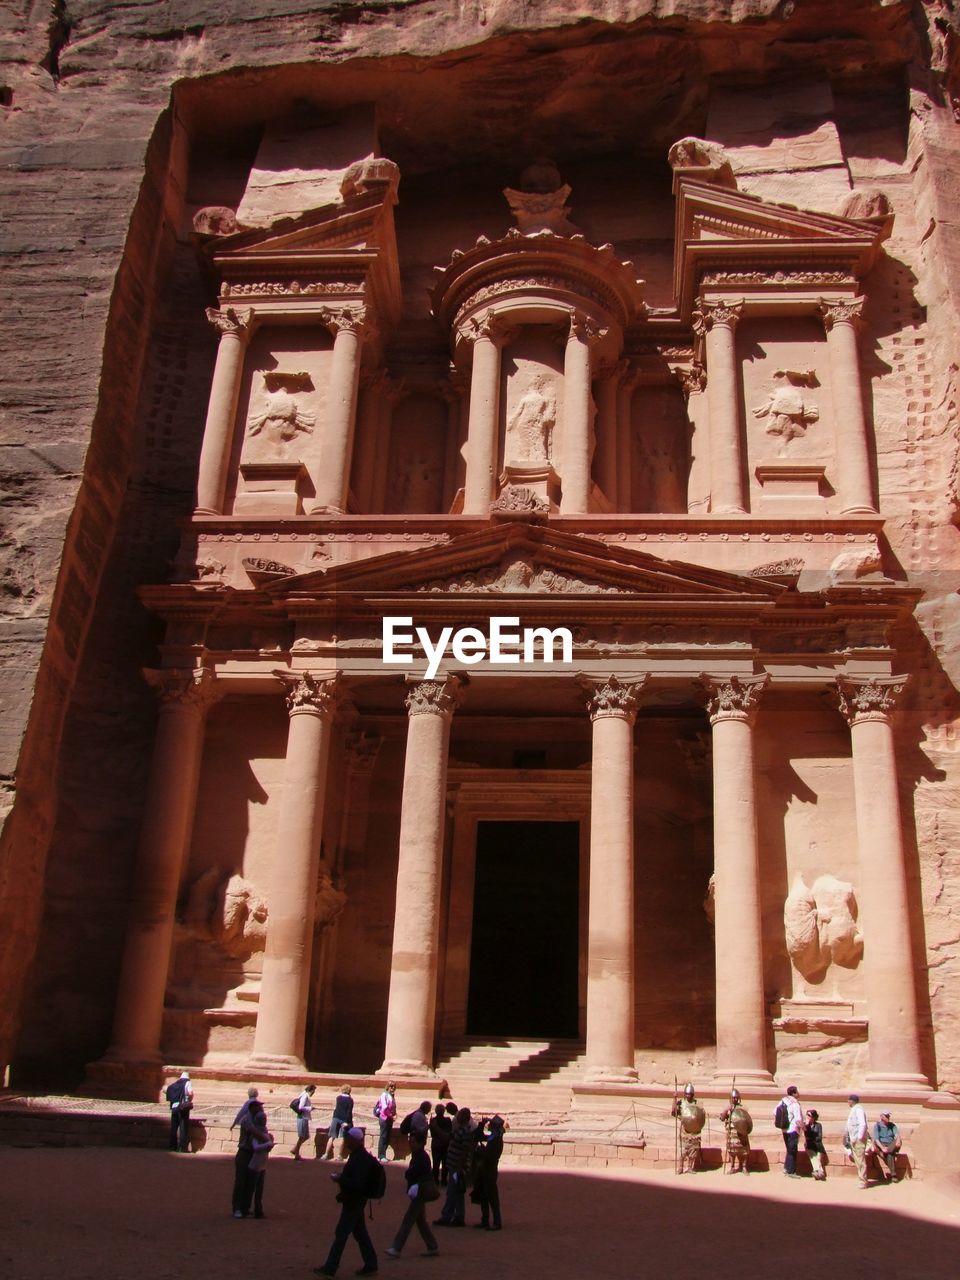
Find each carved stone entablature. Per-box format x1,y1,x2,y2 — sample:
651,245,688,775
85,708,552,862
579,673,647,723
701,268,852,287
405,674,464,718
818,297,864,330
758,627,845,655
417,553,622,595
146,666,220,713
274,670,341,717
749,557,805,584
221,279,365,300
242,556,296,583
836,675,907,724
205,305,253,339
431,227,645,352
701,673,769,724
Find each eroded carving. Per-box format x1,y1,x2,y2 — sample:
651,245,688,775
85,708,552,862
507,376,556,464
417,554,621,594
247,372,316,457
751,369,819,443
491,486,550,516
667,137,735,188
184,869,269,960
503,159,579,237
784,873,863,980
205,306,253,339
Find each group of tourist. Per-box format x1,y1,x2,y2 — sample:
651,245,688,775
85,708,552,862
672,1081,903,1185
206,1079,505,1275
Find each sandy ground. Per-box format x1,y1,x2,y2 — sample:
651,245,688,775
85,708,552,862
1,1147,959,1280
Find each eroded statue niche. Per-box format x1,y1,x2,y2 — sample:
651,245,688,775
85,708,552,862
784,873,863,982
506,374,556,464
752,368,819,446
246,371,316,459
183,869,269,960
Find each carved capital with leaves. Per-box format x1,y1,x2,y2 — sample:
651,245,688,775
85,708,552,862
206,306,253,340
274,670,342,718
701,673,769,724
836,675,906,725
818,297,864,331
320,306,369,338
580,673,647,723
694,298,745,333
147,666,220,715
405,674,465,718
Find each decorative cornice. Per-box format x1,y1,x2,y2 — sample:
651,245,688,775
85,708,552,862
405,675,464,718
274,670,341,717
579,673,647,723
701,269,852,287
836,675,906,725
221,280,364,300
205,306,253,339
701,673,769,724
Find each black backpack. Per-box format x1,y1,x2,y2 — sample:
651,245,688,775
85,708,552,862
774,1101,790,1130
165,1079,186,1106
399,1111,415,1137
364,1151,387,1200
290,1097,302,1114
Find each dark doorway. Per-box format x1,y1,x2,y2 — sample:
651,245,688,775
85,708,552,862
466,820,579,1038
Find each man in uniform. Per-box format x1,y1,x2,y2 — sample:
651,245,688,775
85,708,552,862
719,1088,752,1174
671,1083,706,1174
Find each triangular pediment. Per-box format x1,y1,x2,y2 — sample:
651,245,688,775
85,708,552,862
265,523,787,603
213,191,393,260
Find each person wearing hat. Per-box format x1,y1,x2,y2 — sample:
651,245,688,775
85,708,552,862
315,1128,379,1278
719,1089,752,1175
845,1094,870,1188
873,1110,901,1182
671,1083,706,1174
472,1116,505,1230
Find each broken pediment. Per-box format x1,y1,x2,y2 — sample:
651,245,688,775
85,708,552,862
263,524,787,603
673,177,889,315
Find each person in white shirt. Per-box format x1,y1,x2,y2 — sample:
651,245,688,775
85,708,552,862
292,1083,316,1161
845,1093,870,1188
776,1084,803,1177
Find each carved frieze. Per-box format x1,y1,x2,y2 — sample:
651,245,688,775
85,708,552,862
701,269,851,287
491,486,550,516
242,557,296,582
222,280,364,299
417,554,622,594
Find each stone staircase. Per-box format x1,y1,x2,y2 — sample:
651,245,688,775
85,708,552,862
436,1036,587,1090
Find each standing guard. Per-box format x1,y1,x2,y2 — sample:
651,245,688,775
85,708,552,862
671,1082,706,1174
719,1088,752,1174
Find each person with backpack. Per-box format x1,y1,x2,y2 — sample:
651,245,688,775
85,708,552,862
385,1129,440,1260
375,1081,397,1162
804,1108,827,1181
166,1071,193,1153
291,1083,316,1160
428,1103,452,1185
774,1084,803,1178
399,1101,432,1147
314,1127,381,1278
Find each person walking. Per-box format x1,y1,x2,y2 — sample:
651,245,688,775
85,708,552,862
323,1085,355,1161
375,1082,397,1162
846,1093,870,1189
873,1110,902,1182
472,1115,504,1231
434,1108,475,1228
232,1098,271,1218
776,1085,803,1178
292,1083,317,1160
385,1130,439,1260
166,1071,193,1153
429,1104,452,1185
804,1108,827,1181
314,1128,380,1278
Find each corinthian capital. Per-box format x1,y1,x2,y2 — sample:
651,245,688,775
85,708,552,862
580,673,647,723
675,362,707,398
568,312,605,345
818,297,864,331
405,674,464,718
836,675,907,725
205,306,253,339
693,299,745,332
146,666,220,713
457,311,515,347
701,673,768,724
274,670,342,717
320,306,368,337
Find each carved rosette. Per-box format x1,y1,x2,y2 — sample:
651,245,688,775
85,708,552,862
147,666,220,715
836,675,907,725
701,673,769,724
205,306,253,341
818,297,864,331
275,670,341,718
693,299,745,334
580,673,646,723
405,675,464,718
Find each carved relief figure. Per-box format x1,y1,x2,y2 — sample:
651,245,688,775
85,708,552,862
752,369,819,444
246,371,316,457
503,158,579,236
784,873,863,981
184,869,269,960
507,376,556,463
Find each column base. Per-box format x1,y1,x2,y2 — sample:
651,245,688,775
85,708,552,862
378,1059,441,1079
839,504,879,516
584,1066,638,1085
246,1052,306,1072
307,502,347,516
714,1067,775,1087
863,1071,931,1094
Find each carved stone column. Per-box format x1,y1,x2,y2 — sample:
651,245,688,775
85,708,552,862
195,307,253,515
102,668,219,1063
562,313,603,515
441,373,467,512
837,676,929,1089
583,675,644,1081
309,308,368,514
696,300,746,514
252,672,340,1068
461,314,508,515
819,299,876,514
381,676,463,1075
594,361,622,506
353,370,387,514
615,363,638,512
703,673,773,1084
